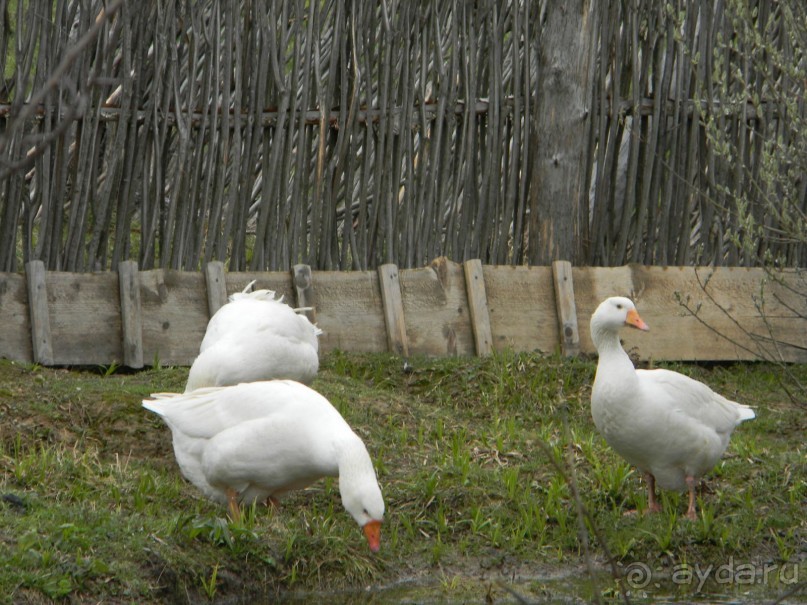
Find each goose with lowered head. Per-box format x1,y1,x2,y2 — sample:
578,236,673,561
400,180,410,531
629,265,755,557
589,296,755,520
185,282,322,392
143,380,385,552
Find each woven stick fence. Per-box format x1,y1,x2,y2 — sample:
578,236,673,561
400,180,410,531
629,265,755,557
0,0,804,272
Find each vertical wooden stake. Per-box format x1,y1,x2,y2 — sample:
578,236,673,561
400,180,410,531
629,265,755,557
463,259,493,356
552,260,580,357
204,261,228,318
25,260,54,365
293,264,316,324
118,260,144,368
377,263,409,356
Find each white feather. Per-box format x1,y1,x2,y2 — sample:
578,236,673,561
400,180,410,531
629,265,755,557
590,296,755,492
185,286,322,392
144,381,385,536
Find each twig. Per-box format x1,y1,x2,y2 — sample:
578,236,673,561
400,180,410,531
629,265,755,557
2,0,124,134
0,0,125,179
675,267,806,406
674,292,771,358
767,580,806,605
535,403,633,605
496,581,535,604
559,402,601,605
0,87,84,179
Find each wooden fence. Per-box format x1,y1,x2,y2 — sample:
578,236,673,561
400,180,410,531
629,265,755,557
0,0,804,273
2,260,805,367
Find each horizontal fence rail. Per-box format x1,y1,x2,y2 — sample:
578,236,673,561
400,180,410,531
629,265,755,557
1,260,805,367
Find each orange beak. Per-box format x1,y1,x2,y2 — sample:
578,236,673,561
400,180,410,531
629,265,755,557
626,308,650,331
363,519,382,553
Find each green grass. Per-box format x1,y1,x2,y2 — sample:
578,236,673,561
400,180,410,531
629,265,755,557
0,352,804,603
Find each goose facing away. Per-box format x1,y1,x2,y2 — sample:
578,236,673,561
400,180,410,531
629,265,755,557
589,296,755,520
143,380,385,551
185,283,322,392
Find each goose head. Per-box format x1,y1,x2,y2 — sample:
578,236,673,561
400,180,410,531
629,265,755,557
337,438,386,552
340,472,385,552
590,297,649,347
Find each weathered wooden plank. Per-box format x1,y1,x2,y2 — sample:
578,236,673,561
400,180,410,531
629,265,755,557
481,265,560,353
25,261,54,365
1,264,806,366
573,265,807,362
293,264,317,324
575,264,674,359
377,264,409,357
139,270,208,366
0,272,33,362
204,261,228,318
463,259,493,356
35,272,122,365
118,261,144,369
314,270,387,353
397,257,475,356
552,260,580,357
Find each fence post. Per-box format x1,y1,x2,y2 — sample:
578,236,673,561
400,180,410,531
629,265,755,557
377,264,409,356
293,264,316,324
552,260,580,357
118,261,144,368
204,261,228,318
463,259,493,356
25,260,54,365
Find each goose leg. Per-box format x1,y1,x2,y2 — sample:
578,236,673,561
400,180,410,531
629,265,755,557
645,473,662,514
685,476,697,520
226,488,242,523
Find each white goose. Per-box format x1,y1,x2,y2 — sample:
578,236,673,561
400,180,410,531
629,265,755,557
143,380,385,551
185,283,322,392
589,296,755,519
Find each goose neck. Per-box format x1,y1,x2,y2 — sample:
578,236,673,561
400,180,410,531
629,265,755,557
336,435,374,479
592,324,623,354
591,325,635,373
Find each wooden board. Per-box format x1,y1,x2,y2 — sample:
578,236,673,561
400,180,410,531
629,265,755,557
1,262,805,366
118,261,144,369
37,271,121,365
481,265,560,353
378,264,409,356
139,270,208,366
755,268,807,362
313,270,388,353
0,273,33,363
463,259,493,356
574,265,807,362
398,257,475,356
293,264,317,324
25,261,54,365
552,260,580,357
573,265,640,355
204,261,228,317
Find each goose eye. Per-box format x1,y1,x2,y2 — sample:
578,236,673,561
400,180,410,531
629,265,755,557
616,303,623,310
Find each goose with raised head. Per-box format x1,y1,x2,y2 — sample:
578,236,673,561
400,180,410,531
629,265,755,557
589,296,755,520
185,282,322,392
143,380,385,551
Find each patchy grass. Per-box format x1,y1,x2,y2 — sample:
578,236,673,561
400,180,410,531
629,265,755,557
0,352,804,603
